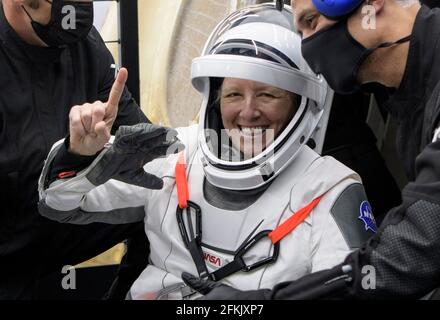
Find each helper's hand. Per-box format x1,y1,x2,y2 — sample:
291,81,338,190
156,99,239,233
181,272,271,300
69,68,128,156
87,123,185,189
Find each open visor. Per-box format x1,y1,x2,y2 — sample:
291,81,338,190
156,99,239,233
192,55,328,107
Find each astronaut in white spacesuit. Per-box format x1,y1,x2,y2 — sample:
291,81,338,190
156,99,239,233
38,3,376,300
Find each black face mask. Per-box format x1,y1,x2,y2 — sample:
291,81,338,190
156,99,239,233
301,19,411,95
22,0,94,47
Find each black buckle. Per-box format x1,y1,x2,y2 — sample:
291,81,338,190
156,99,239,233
176,201,202,247
176,201,211,280
211,230,280,281
236,230,280,272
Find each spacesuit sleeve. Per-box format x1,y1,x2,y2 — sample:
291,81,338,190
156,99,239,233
37,125,195,226
37,138,151,225
310,182,376,273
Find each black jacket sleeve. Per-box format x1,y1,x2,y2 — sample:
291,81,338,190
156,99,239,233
47,137,97,184
342,139,440,299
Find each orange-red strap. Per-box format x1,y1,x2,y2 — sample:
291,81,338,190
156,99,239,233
58,171,77,179
175,152,189,209
269,196,323,244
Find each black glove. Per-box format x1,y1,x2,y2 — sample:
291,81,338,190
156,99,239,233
87,123,184,189
270,262,353,300
182,272,271,300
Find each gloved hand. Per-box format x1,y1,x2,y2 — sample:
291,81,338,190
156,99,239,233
268,262,354,300
182,272,271,300
86,123,184,189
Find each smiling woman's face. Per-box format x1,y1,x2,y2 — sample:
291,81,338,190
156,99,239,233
220,78,298,159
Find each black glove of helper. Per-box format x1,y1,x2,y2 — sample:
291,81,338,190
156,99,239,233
181,272,272,300
87,123,184,189
182,261,354,300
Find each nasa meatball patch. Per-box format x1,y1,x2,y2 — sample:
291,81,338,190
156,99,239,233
359,201,377,233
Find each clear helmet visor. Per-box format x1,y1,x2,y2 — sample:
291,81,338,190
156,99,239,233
205,76,301,163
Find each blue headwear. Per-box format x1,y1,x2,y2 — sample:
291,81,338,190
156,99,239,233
312,0,364,20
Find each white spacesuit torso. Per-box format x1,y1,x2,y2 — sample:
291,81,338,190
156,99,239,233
130,125,361,300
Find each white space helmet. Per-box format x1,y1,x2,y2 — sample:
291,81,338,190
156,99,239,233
191,3,333,191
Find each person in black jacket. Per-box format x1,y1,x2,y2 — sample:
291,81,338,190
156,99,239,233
0,0,149,299
183,0,440,299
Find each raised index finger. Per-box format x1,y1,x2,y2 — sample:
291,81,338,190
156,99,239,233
106,67,128,118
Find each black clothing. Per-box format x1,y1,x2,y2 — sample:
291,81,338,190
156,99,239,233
0,2,147,299
276,5,440,299
323,93,402,223
382,7,440,181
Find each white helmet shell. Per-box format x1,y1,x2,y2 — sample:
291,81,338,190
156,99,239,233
191,3,333,191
